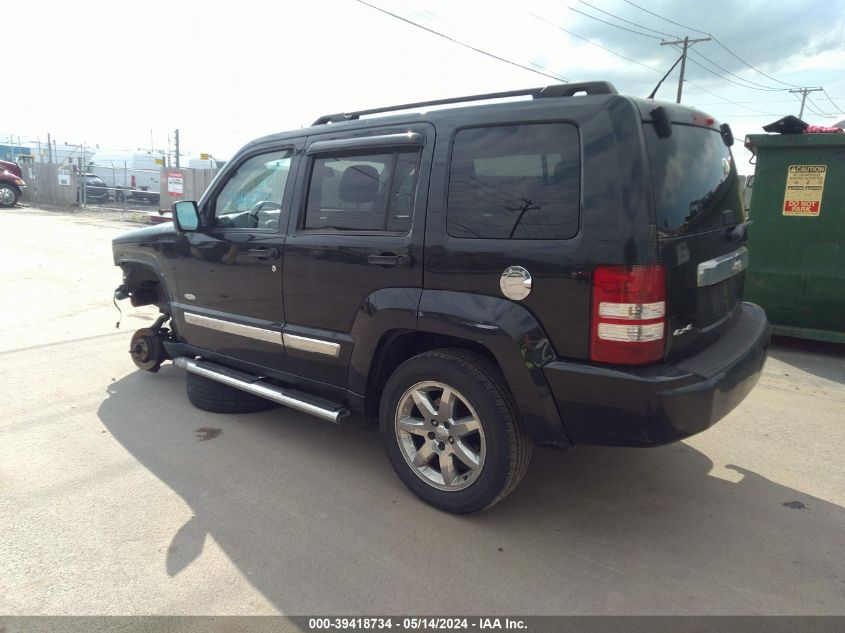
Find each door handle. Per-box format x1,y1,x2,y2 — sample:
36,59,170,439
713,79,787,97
247,247,280,259
367,254,408,267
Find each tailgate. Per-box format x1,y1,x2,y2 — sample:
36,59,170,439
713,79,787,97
643,119,748,361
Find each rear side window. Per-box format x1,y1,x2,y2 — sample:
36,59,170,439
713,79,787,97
304,149,421,233
645,123,743,237
447,123,580,239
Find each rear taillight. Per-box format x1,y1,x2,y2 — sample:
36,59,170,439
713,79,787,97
130,175,136,189
590,264,666,365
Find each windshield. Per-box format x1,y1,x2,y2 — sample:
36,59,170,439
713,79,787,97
644,123,743,237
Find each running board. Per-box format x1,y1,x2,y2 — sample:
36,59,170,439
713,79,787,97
173,357,348,424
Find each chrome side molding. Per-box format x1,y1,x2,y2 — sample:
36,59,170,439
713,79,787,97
182,313,341,357
183,312,282,346
174,357,348,423
697,247,749,287
283,333,341,357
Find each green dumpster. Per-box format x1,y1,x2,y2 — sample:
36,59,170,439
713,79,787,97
744,133,845,343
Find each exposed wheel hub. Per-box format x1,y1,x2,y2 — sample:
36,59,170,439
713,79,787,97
129,327,167,372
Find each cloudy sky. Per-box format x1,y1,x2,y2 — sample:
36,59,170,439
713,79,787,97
5,0,844,173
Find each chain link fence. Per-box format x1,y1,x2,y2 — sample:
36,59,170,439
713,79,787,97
18,163,219,214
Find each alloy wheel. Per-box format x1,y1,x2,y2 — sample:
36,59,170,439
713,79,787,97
394,381,486,491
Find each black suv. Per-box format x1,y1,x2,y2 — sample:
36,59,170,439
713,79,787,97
113,82,770,513
78,174,111,203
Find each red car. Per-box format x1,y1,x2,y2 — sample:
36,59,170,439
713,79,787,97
0,160,26,207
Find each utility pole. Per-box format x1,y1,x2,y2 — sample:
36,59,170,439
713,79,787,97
789,87,823,119
174,128,180,168
81,142,87,206
660,35,712,103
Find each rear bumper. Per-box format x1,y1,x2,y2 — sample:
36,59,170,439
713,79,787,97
544,302,770,446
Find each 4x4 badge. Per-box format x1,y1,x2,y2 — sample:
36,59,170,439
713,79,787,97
500,266,532,301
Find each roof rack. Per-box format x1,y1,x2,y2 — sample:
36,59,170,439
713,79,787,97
312,81,618,125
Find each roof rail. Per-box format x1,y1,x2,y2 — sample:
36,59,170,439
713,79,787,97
312,81,618,125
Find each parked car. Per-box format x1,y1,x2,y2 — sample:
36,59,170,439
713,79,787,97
0,159,26,207
112,82,770,513
88,150,162,204
77,173,111,203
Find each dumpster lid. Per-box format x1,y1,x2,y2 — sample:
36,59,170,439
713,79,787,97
745,132,845,154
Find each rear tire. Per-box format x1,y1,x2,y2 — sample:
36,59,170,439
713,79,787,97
380,348,532,513
185,372,279,414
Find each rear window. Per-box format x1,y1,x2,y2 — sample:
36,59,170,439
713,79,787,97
447,123,580,239
645,124,743,237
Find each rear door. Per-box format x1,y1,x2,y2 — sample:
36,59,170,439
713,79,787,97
643,119,748,360
424,115,588,360
282,124,433,387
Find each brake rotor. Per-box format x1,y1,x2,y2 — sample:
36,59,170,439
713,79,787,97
129,328,165,372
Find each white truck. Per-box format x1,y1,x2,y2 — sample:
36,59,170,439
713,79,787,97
87,151,163,204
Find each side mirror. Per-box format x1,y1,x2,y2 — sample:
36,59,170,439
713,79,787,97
173,200,200,231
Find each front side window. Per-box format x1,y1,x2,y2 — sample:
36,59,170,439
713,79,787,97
447,123,581,239
304,149,420,233
213,149,292,230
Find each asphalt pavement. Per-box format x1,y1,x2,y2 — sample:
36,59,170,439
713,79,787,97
1,207,843,615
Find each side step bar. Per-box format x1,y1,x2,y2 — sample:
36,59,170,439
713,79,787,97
173,357,348,424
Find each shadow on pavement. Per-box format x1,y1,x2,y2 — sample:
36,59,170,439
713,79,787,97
98,366,845,615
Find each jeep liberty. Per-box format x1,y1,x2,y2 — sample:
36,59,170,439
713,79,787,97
112,82,770,513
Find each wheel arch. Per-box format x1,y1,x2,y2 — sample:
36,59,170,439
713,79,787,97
355,289,570,448
117,258,172,309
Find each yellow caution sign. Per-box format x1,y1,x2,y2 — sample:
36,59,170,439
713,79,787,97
783,165,826,216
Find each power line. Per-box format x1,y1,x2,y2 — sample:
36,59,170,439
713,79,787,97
822,89,844,115
705,114,794,118
660,36,711,103
789,87,824,119
529,11,784,115
711,37,801,89
695,97,845,105
568,1,792,95
672,45,786,92
687,48,787,91
620,0,709,35
354,0,568,82
529,12,664,74
577,0,678,38
622,0,801,89
568,6,662,40
527,7,814,117
806,95,836,118
795,94,828,118
681,80,780,116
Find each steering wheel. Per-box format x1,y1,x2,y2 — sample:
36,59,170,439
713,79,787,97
248,201,282,227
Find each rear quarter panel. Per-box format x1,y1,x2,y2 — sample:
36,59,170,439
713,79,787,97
423,96,655,361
